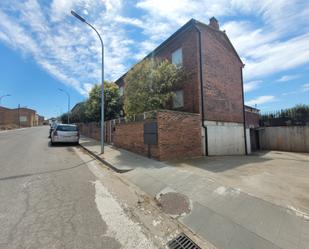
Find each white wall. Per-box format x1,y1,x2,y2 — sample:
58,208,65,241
259,126,309,152
204,121,246,155
246,128,251,154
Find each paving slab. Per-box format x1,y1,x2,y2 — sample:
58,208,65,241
80,135,309,249
79,136,165,172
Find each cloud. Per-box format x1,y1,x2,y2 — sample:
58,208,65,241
244,80,262,93
277,75,300,82
0,0,135,96
245,95,275,106
0,0,308,98
135,0,309,82
302,83,309,92
114,15,144,28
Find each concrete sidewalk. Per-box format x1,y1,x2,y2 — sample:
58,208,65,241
79,136,309,249
79,136,166,172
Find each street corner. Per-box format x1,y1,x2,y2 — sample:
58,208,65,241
155,187,192,218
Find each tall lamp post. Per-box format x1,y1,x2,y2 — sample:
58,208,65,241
71,10,105,154
58,88,70,124
0,94,11,105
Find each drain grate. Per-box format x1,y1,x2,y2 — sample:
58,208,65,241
167,233,201,249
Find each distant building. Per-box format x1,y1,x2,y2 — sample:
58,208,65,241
0,106,43,128
38,115,45,125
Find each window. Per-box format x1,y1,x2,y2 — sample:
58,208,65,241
20,116,27,122
56,125,78,131
173,90,184,108
172,48,182,66
119,86,124,96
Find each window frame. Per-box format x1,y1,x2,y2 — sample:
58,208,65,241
171,48,183,67
172,89,184,109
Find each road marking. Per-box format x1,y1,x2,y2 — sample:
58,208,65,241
94,180,158,249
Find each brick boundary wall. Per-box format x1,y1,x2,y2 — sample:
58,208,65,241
78,110,203,161
112,121,160,159
78,122,101,141
156,111,203,160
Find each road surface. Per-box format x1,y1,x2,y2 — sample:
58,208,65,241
0,127,162,249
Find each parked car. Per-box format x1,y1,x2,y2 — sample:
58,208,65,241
49,122,57,138
50,124,79,145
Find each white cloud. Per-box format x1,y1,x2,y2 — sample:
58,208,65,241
135,0,309,83
302,83,309,92
277,75,300,82
0,0,134,96
243,34,309,80
114,15,144,28
245,95,275,106
0,0,308,98
244,80,262,93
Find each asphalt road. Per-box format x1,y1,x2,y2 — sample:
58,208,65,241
0,126,122,249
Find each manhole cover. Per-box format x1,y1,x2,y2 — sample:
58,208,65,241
157,192,190,217
167,233,201,249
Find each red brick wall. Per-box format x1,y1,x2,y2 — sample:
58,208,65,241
245,111,260,128
157,110,202,160
112,121,160,159
78,123,101,140
198,24,244,123
154,27,201,114
117,27,201,115
0,107,36,127
99,110,202,161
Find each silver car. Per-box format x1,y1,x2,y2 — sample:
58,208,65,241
50,124,79,145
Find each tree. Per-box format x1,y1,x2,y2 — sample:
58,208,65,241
85,82,122,122
124,59,186,117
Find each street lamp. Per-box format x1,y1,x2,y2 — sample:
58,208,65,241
0,94,11,105
71,10,105,154
58,88,70,124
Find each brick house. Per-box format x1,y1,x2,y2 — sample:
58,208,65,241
115,17,250,156
0,106,39,128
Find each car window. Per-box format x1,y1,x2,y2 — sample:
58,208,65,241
56,125,77,131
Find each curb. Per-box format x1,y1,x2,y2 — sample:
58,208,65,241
79,143,132,174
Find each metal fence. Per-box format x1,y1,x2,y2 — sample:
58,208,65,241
260,117,309,127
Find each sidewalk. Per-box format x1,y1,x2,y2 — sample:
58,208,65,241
79,136,309,249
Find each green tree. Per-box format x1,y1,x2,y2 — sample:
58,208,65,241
85,82,122,122
124,59,186,117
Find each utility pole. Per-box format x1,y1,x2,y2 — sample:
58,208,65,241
18,104,20,128
58,88,70,124
71,10,105,153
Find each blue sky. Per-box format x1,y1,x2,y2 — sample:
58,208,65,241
0,0,308,118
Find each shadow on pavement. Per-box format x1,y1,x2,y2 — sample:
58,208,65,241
47,141,79,147
0,158,95,181
168,154,272,172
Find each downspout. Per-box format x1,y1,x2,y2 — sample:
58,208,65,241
240,66,248,155
193,23,208,156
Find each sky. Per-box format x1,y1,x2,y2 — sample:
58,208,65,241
0,0,308,118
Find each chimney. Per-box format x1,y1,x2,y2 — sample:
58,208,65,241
209,17,219,30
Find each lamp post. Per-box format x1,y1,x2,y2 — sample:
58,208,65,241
58,88,70,124
0,94,11,105
71,10,105,154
